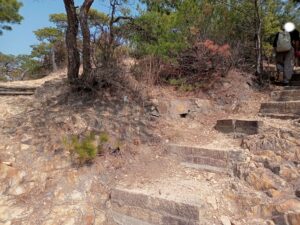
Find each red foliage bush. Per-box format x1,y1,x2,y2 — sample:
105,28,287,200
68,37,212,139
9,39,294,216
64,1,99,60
171,39,233,85
134,39,233,88
203,40,231,58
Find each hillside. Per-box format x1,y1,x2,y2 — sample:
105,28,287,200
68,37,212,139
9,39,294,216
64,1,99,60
0,67,299,225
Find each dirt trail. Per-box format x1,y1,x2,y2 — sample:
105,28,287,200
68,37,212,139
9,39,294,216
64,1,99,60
0,69,66,89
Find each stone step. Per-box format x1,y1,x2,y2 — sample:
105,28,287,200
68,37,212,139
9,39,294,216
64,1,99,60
167,144,246,174
186,155,228,168
290,80,300,86
110,176,260,225
271,90,300,101
214,119,262,135
291,73,300,81
259,101,300,115
181,162,229,174
111,188,202,225
283,86,300,90
258,113,299,120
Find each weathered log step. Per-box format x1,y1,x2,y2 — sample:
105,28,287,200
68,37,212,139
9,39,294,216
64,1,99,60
260,101,300,115
0,86,36,92
111,184,206,225
0,87,36,96
214,119,262,135
167,144,246,174
271,90,300,101
0,91,34,96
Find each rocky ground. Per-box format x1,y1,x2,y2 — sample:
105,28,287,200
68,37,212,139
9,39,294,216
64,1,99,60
0,68,299,225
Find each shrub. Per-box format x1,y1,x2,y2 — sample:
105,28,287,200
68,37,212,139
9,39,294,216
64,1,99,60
99,132,109,143
71,134,97,164
62,132,109,165
167,78,195,92
168,78,183,86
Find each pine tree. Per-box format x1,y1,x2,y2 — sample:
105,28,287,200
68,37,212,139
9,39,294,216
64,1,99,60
0,0,23,35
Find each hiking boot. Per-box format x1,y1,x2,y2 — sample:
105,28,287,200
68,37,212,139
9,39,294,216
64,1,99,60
282,80,290,86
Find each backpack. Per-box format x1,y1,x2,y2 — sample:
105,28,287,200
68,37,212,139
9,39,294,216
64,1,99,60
276,31,292,52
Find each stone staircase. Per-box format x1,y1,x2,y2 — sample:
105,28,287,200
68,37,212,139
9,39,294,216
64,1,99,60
109,75,300,224
260,74,300,118
109,115,260,225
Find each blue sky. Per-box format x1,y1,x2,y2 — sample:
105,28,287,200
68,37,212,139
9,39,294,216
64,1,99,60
0,0,133,56
0,0,66,55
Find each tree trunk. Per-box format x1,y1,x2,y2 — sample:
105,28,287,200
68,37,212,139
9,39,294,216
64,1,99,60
254,0,263,83
108,1,116,64
20,69,29,80
79,0,94,85
64,0,80,84
51,46,58,72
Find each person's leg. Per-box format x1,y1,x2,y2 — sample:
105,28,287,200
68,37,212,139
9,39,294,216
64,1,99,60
283,48,294,83
296,41,299,67
276,53,284,81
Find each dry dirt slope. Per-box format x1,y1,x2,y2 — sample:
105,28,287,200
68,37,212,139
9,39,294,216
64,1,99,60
0,69,300,225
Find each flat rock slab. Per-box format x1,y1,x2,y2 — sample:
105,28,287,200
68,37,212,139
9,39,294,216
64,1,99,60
271,90,300,101
167,144,246,174
215,119,262,135
150,98,213,118
260,101,300,115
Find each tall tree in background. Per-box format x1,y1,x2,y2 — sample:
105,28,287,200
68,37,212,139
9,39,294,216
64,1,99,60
0,0,23,35
34,27,64,72
31,13,69,73
106,0,131,64
254,0,263,82
50,13,68,30
0,53,42,81
87,9,110,65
